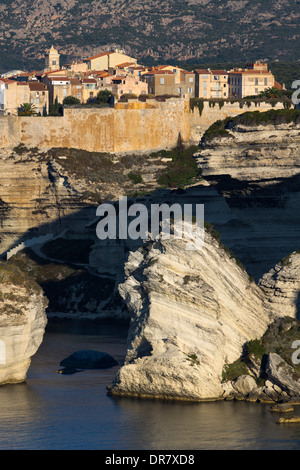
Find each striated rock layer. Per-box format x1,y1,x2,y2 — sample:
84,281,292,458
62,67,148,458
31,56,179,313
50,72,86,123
259,251,300,319
0,262,48,385
108,228,277,401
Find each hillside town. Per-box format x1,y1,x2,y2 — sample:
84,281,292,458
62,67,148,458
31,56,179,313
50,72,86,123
0,46,284,116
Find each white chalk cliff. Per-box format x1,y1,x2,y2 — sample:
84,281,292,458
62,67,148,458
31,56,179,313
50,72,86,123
108,227,279,401
0,263,48,385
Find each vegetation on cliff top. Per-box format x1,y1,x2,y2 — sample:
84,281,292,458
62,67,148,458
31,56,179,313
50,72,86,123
202,109,300,143
156,145,200,189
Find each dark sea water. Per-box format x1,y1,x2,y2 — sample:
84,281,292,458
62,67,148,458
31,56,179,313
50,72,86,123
0,320,300,451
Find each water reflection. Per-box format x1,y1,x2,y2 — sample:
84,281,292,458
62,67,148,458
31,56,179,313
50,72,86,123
0,321,300,450
111,398,300,450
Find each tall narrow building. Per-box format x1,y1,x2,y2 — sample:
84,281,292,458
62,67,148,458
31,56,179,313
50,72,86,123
45,46,60,72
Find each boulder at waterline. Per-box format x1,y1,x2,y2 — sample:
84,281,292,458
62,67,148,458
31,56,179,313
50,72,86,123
59,350,118,370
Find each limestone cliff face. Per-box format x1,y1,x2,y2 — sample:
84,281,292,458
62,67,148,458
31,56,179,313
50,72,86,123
108,228,275,401
0,262,48,385
198,122,300,182
259,251,300,319
0,146,91,254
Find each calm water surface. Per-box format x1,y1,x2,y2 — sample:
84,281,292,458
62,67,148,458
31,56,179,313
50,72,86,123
0,320,300,450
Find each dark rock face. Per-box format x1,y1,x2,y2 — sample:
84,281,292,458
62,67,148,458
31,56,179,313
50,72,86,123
60,350,118,370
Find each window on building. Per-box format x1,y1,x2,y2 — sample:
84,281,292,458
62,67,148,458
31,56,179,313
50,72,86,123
203,90,207,97
214,75,219,80
264,78,268,86
255,88,259,94
178,87,182,94
216,83,220,91
63,89,67,96
77,93,81,98
160,77,165,85
203,81,207,89
188,87,193,93
36,98,39,104
255,78,259,85
189,77,194,83
52,60,56,66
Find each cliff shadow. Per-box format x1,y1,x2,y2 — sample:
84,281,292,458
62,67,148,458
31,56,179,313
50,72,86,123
202,172,300,280
1,186,212,320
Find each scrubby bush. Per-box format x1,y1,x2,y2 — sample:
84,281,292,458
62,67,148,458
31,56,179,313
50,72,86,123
63,96,81,105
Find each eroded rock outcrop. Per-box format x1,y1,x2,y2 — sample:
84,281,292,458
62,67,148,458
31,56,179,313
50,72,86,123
259,251,300,318
108,227,277,401
0,262,48,385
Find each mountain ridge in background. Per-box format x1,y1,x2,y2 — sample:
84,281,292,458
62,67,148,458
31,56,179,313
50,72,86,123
0,0,299,73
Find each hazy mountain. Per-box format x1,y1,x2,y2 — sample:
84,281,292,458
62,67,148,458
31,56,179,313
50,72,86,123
0,0,299,72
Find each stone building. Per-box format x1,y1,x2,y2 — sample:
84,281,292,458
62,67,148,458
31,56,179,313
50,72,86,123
142,68,195,97
228,61,275,98
83,50,137,71
0,79,48,115
195,69,229,99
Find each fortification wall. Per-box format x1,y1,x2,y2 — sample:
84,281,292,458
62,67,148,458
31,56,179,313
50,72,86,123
0,98,286,153
0,98,191,154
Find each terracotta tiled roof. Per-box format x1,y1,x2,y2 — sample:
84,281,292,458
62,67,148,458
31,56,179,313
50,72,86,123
144,70,175,75
229,69,272,75
274,81,283,90
69,78,82,85
82,78,97,83
116,62,136,68
83,52,113,61
28,82,48,91
0,78,17,84
195,69,210,74
49,76,70,81
211,70,228,75
42,69,65,75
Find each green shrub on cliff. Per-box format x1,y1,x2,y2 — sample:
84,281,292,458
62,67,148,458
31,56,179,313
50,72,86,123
157,146,200,188
232,109,300,127
128,172,143,184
